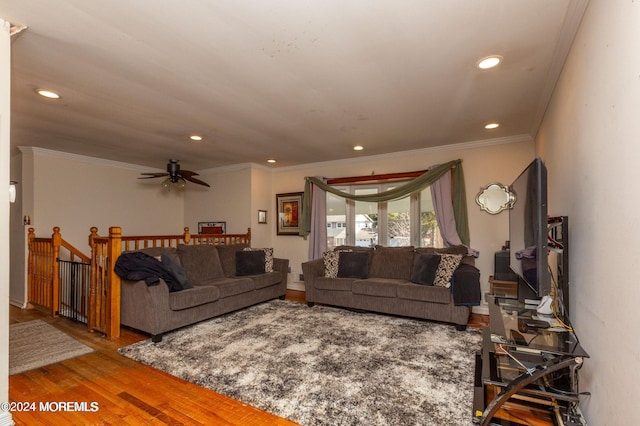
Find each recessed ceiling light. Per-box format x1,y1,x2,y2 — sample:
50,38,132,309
36,89,60,99
353,145,364,151
476,55,503,70
267,159,276,163
189,135,203,141
485,123,500,129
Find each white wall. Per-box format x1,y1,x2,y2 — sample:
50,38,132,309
1,19,13,426
249,166,274,248
536,0,640,423
183,166,252,235
270,137,534,308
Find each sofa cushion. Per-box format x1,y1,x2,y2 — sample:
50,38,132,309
215,243,249,277
161,253,193,289
337,251,369,279
251,271,283,290
177,244,225,283
410,253,441,285
236,250,266,276
243,247,274,272
315,277,353,292
433,254,463,288
196,277,255,298
352,278,401,298
169,285,220,310
369,246,415,280
397,282,451,304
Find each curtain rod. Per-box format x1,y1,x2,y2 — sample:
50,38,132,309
326,170,428,185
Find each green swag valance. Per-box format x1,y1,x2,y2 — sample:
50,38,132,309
300,159,470,246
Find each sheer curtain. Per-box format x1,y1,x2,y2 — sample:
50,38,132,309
307,178,327,259
431,169,478,256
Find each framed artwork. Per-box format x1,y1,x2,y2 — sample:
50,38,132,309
276,192,303,235
258,210,267,224
198,221,226,234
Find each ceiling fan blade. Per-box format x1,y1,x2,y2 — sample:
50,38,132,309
178,169,200,177
139,172,169,178
181,174,210,187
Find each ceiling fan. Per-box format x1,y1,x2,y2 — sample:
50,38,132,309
139,159,210,189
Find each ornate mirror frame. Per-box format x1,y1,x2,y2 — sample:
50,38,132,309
476,183,515,215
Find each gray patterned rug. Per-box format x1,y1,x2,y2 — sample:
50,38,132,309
10,320,94,375
118,300,481,425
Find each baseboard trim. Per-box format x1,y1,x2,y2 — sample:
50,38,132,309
287,282,305,292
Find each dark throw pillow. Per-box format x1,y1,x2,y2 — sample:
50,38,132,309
236,250,266,276
410,253,441,285
337,251,369,279
161,253,193,289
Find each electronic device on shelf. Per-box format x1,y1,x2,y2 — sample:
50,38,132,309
507,158,571,317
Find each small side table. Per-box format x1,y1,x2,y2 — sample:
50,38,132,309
489,275,517,299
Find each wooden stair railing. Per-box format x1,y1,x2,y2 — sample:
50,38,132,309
27,227,91,316
87,226,252,339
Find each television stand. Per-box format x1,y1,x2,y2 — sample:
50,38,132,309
472,296,589,425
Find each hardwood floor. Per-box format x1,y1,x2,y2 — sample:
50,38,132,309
8,290,491,426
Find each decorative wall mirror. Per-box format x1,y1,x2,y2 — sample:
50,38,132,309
476,183,514,215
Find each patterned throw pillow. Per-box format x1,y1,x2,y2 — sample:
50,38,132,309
322,250,352,278
243,248,274,272
433,254,463,288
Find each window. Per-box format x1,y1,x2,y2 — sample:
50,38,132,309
326,183,440,249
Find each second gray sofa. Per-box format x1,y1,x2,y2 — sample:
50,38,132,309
301,245,480,330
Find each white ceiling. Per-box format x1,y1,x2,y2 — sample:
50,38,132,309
1,0,588,171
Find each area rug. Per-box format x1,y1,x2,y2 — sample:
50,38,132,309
118,300,481,425
10,320,94,375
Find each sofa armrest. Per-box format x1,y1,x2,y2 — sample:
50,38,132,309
301,258,325,303
273,258,289,288
120,279,172,336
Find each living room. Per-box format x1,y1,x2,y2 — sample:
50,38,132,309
2,1,639,425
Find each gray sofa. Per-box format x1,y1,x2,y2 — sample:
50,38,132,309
301,245,480,330
119,243,288,342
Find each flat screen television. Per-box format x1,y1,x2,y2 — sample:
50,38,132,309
508,158,550,302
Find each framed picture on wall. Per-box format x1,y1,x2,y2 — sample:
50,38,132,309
276,192,303,235
198,221,226,234
258,210,267,224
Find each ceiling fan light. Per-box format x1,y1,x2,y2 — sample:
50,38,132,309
161,178,172,190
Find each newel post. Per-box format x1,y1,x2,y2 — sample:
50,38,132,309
51,227,62,317
183,227,191,244
107,226,122,339
88,227,99,332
